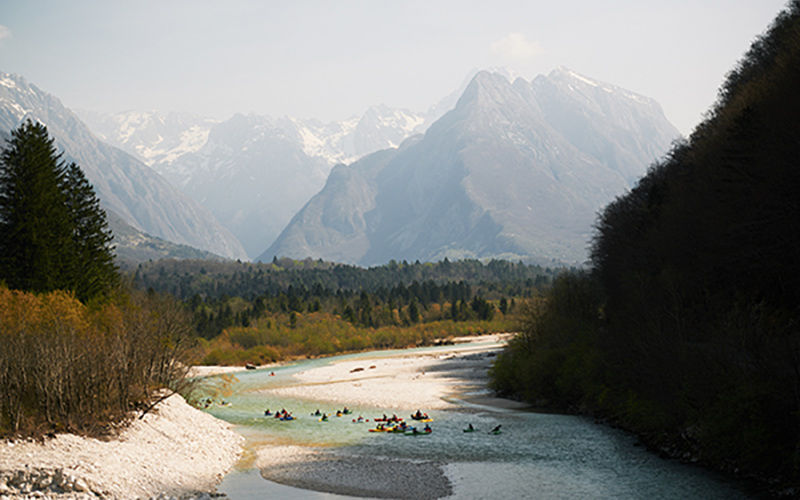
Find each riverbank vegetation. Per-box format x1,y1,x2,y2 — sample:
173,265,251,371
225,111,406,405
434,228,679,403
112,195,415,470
135,258,548,364
0,122,195,437
0,286,195,436
491,3,800,491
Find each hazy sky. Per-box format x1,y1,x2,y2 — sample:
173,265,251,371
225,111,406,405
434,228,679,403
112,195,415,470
0,1,789,135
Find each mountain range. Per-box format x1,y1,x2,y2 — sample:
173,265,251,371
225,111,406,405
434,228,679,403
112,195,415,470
260,68,680,265
0,72,247,260
77,88,466,257
2,68,679,267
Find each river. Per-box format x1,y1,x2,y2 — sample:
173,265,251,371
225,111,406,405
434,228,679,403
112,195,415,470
194,341,757,499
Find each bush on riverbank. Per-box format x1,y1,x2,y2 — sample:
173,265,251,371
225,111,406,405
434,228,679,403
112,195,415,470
200,311,514,365
0,285,196,437
489,272,604,410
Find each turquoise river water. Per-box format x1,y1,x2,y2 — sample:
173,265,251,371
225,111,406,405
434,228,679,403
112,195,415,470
196,344,759,499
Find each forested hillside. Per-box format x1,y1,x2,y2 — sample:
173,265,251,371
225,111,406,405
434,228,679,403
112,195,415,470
133,257,555,301
491,1,800,492
134,258,556,362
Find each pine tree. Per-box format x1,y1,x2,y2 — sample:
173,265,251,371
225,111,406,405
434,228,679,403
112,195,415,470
0,120,72,293
62,161,118,301
0,120,117,301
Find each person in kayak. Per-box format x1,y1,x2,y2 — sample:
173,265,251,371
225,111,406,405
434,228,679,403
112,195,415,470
424,424,432,433
490,425,502,434
264,409,272,416
466,423,474,431
314,409,321,416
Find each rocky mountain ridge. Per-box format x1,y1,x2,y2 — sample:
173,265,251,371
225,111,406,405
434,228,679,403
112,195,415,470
261,68,680,265
0,72,247,260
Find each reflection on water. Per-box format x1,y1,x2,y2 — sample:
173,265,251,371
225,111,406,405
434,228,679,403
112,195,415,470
199,344,755,499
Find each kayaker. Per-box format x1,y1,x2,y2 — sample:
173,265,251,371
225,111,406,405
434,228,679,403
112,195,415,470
491,425,502,434
264,409,272,416
424,424,432,433
467,423,474,431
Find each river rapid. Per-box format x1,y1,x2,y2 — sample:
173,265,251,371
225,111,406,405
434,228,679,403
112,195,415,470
196,342,756,499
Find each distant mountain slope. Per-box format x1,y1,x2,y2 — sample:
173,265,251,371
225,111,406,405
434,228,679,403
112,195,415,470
152,113,332,257
0,72,247,260
261,69,680,265
78,94,460,258
106,210,225,269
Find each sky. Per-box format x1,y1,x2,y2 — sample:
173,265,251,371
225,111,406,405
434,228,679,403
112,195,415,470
0,0,790,135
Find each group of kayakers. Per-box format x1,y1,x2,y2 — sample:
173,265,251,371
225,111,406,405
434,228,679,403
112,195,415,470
368,409,434,435
462,423,502,434
375,413,404,423
264,408,294,420
311,407,355,421
198,398,232,408
260,405,502,435
372,419,432,434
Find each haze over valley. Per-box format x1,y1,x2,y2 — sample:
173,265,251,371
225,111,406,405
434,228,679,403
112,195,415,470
2,66,678,265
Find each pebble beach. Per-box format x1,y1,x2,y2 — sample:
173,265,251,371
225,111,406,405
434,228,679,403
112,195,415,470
0,395,243,499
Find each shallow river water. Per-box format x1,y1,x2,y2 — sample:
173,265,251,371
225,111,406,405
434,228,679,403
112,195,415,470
198,344,757,499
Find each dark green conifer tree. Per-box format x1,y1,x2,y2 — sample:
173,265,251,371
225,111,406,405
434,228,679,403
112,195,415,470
0,120,117,301
0,121,72,293
62,161,118,301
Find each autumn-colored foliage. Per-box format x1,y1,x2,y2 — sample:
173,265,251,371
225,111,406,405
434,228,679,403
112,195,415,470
199,310,514,365
0,285,195,436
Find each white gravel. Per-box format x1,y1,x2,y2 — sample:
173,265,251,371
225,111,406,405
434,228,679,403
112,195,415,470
0,394,243,499
262,335,511,410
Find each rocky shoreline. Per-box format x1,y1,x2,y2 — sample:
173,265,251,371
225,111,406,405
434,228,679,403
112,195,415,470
0,395,243,499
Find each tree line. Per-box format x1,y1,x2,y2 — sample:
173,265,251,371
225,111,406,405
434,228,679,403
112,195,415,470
132,256,556,301
491,2,800,491
133,256,553,341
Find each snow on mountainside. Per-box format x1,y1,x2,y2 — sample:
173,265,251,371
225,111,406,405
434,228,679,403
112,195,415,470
79,103,447,258
150,113,332,257
290,104,427,165
77,109,218,166
80,105,434,176
262,68,681,266
0,72,248,261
